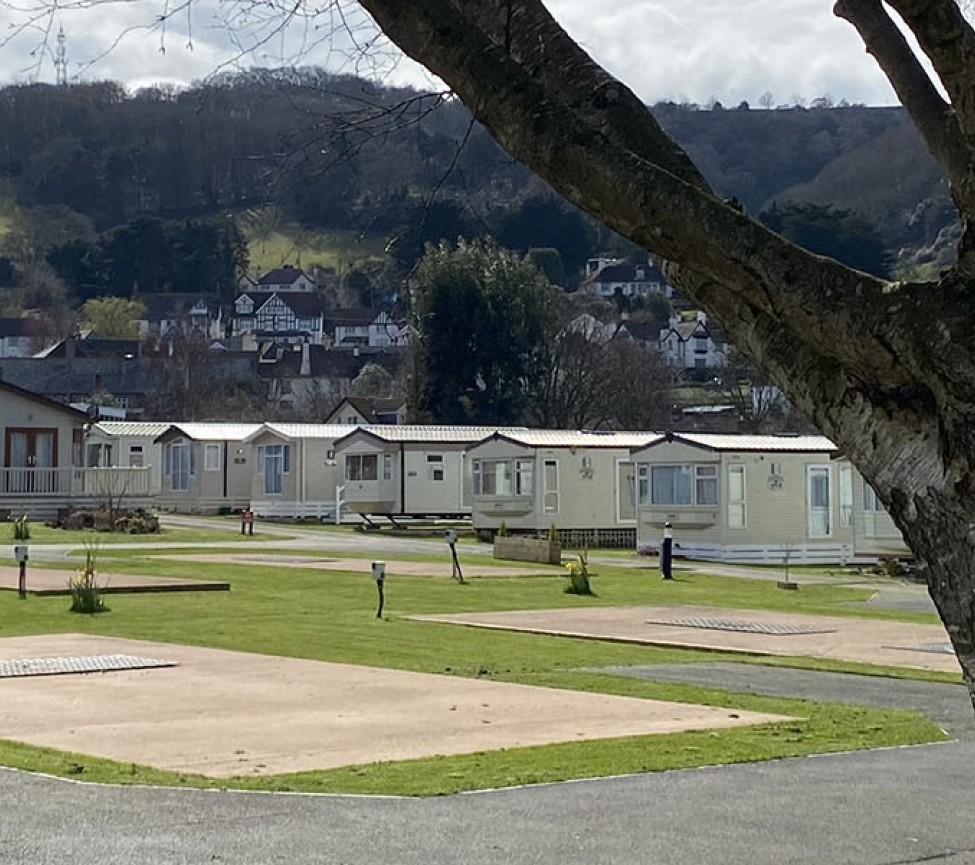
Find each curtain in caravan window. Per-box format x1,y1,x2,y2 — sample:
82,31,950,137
727,464,746,528
839,465,853,527
617,461,636,521
543,460,559,513
651,465,692,505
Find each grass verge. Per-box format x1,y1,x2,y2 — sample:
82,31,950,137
0,543,957,794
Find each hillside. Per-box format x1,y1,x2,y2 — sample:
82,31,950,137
0,72,955,290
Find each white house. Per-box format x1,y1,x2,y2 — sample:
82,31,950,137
659,311,724,371
467,429,662,546
232,292,326,345
238,264,317,294
325,397,408,426
0,318,39,358
329,309,401,348
580,258,674,299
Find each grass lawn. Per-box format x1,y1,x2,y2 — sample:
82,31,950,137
242,216,387,275
0,546,954,795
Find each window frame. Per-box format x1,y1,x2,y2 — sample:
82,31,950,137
204,443,222,472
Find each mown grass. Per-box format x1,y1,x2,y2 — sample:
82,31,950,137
242,215,387,275
0,543,955,794
76,545,944,625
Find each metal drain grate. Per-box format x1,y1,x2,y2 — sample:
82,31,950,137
644,618,836,636
0,654,177,679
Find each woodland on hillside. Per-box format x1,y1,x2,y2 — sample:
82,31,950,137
0,70,956,293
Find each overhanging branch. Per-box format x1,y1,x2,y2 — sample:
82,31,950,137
358,0,914,370
884,0,975,144
834,0,975,218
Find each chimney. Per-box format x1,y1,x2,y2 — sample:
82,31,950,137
300,342,311,376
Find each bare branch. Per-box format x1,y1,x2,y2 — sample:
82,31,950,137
834,0,975,221
884,0,975,142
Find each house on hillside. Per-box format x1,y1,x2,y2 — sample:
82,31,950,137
232,291,326,345
256,344,406,415
467,429,661,546
154,423,261,512
136,294,223,342
659,311,724,371
0,318,42,358
580,258,674,299
334,426,521,520
238,264,317,293
0,347,256,418
325,396,407,426
328,309,400,348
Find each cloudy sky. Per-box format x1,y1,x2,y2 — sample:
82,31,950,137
0,0,911,106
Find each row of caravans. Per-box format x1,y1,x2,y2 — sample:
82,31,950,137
84,421,909,564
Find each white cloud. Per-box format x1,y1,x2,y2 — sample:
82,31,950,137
0,0,908,105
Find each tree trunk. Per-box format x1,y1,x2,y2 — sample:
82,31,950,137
357,0,975,712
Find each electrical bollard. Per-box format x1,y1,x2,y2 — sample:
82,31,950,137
14,544,28,599
661,522,674,581
372,561,386,618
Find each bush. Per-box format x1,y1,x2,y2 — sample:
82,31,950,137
13,515,30,541
563,548,594,595
69,541,108,614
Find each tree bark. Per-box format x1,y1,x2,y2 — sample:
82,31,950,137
358,0,975,710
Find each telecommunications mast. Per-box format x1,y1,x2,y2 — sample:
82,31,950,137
54,26,68,86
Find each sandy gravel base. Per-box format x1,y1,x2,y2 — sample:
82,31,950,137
0,565,228,595
0,634,789,779
413,605,961,674
153,552,560,578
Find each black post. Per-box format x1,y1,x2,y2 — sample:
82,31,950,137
450,542,464,583
661,521,674,581
18,560,26,599
372,561,386,618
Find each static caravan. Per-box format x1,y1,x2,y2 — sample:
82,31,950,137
468,430,662,546
87,421,170,495
848,460,910,560
632,433,857,564
155,423,261,513
244,423,358,520
0,379,87,518
335,426,518,520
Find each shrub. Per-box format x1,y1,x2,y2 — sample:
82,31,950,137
69,541,108,614
563,548,594,595
13,515,30,541
497,520,507,537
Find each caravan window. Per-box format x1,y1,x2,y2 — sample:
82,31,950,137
346,453,378,481
642,464,719,506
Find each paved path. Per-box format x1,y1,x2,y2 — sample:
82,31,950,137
599,662,975,740
416,605,961,673
1,742,973,864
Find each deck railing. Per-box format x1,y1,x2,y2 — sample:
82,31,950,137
0,466,152,497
